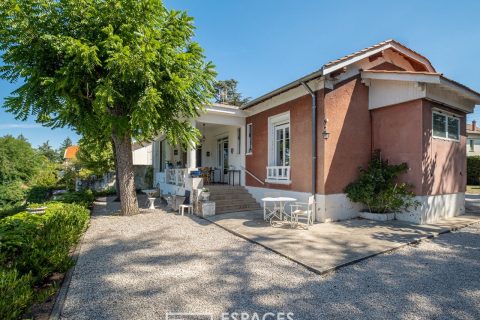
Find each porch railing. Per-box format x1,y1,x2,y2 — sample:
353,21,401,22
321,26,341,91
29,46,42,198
266,166,290,181
165,168,188,186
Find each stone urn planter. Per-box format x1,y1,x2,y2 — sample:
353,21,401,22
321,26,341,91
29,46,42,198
27,206,47,214
201,188,210,201
359,211,395,222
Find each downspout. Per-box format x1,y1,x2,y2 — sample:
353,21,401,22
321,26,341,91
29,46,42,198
301,81,317,195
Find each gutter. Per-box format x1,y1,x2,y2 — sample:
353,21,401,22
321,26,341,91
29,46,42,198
301,82,317,195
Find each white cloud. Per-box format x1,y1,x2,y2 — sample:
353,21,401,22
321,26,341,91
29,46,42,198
0,123,41,129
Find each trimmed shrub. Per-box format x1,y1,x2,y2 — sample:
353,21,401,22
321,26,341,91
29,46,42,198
55,189,95,208
0,180,26,208
0,203,90,280
0,269,33,320
345,150,420,213
26,185,52,204
467,156,480,185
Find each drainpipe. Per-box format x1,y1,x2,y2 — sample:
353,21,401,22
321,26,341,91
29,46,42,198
301,81,317,195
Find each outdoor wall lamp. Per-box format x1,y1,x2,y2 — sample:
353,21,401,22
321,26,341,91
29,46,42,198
322,118,330,140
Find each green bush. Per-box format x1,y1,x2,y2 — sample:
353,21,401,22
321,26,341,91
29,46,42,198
0,269,33,320
26,185,52,204
467,156,480,185
55,189,95,208
0,203,90,280
345,150,420,213
0,181,26,208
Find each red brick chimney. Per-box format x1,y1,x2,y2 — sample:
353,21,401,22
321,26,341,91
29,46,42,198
473,120,477,131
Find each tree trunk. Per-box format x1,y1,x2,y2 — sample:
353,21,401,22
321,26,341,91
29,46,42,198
111,138,121,202
112,130,139,215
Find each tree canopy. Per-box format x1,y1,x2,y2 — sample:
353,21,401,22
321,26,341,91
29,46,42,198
0,0,217,214
214,79,250,106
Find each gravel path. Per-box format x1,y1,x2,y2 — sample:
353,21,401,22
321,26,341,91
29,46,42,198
60,207,480,320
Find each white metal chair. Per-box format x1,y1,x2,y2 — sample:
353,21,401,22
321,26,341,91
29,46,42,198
179,204,193,216
290,195,316,229
263,192,282,220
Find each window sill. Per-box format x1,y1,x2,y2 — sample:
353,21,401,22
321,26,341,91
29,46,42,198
246,152,253,156
265,179,292,185
432,136,460,143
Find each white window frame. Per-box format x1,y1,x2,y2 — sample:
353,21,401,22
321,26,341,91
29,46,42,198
432,111,460,142
246,123,253,155
266,112,291,184
469,139,475,152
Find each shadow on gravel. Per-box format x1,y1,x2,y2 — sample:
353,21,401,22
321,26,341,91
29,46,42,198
62,211,480,320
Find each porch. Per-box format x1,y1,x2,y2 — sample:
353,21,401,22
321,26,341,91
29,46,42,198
206,210,480,274
152,104,247,197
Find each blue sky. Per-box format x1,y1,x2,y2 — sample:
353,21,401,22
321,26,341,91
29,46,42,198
1,0,480,148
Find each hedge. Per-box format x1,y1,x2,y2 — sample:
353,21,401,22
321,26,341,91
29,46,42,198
467,156,480,185
0,202,90,319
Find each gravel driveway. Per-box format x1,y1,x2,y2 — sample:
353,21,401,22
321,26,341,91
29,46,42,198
59,206,480,320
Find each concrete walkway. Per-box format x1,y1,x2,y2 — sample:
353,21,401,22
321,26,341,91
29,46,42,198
207,210,480,274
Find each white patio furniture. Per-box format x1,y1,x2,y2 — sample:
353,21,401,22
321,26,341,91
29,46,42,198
290,195,316,229
142,189,158,210
261,196,297,227
179,204,193,216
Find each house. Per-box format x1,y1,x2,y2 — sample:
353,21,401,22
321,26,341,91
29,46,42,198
63,145,79,164
132,142,153,189
154,39,480,224
467,121,480,156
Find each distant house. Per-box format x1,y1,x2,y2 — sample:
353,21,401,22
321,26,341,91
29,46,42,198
63,145,79,164
152,39,480,224
467,121,480,156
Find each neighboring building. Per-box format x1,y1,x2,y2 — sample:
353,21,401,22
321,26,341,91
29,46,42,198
467,121,480,156
63,145,79,163
132,142,153,189
154,39,480,224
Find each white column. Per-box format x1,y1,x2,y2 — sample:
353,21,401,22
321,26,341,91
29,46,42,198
187,120,197,170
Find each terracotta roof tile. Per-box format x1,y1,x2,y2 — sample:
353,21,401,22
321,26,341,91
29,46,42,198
64,146,79,159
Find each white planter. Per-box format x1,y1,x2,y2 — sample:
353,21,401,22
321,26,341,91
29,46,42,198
27,207,47,214
359,211,395,221
202,192,210,201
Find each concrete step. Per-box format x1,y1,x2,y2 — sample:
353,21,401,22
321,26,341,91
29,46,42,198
215,203,262,214
209,194,254,201
214,198,259,206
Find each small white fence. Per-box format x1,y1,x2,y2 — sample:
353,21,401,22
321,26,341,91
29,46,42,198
165,168,188,187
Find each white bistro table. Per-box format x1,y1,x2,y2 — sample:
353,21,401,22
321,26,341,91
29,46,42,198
261,197,297,226
142,189,158,210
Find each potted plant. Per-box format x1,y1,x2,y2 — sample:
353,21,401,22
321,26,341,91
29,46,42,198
345,150,420,221
27,203,47,214
201,188,210,201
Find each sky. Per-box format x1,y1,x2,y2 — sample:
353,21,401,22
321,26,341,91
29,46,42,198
1,0,480,148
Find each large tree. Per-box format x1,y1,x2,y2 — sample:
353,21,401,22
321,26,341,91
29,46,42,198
38,140,60,163
58,137,73,161
214,79,250,106
0,0,216,215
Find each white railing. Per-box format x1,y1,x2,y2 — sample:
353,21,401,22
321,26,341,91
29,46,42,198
266,166,290,181
165,168,188,186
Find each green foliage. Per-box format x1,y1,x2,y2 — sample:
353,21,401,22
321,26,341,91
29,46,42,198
0,202,89,319
93,186,117,197
37,141,61,163
57,137,73,161
0,0,216,146
0,135,40,184
30,159,59,188
0,269,33,320
26,186,52,204
345,151,420,213
0,181,26,208
55,190,95,208
76,136,115,177
214,79,250,106
467,156,480,185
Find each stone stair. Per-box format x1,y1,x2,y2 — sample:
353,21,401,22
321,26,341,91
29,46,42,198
207,185,262,214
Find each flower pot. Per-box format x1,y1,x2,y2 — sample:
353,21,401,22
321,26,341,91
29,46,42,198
201,192,210,201
359,211,395,221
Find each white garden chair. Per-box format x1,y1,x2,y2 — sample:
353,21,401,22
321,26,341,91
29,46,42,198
263,192,282,220
290,195,316,229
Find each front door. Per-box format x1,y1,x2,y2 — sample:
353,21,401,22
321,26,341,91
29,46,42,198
217,137,229,182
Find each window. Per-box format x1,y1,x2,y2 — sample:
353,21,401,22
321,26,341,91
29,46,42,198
470,139,474,152
432,112,459,141
246,123,253,154
274,123,290,166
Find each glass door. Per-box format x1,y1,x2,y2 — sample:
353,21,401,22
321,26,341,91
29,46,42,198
274,123,290,166
217,138,229,182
